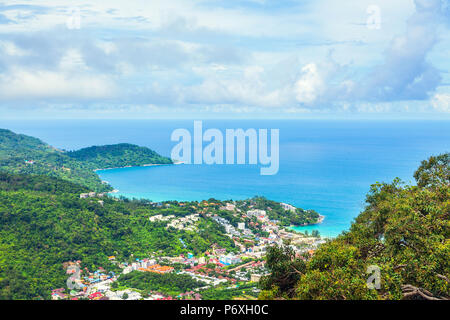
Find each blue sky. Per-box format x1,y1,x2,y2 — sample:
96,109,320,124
0,0,449,119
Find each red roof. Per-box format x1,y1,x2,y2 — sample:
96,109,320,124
89,292,102,299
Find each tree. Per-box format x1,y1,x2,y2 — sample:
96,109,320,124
259,245,306,298
259,153,449,300
414,153,449,188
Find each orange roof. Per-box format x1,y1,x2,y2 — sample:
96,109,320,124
157,266,174,271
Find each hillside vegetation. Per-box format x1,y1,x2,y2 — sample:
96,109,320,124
67,143,172,170
0,129,171,192
0,173,235,299
260,153,449,300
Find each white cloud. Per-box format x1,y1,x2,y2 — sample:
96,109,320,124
294,63,324,105
0,0,449,118
0,41,30,56
59,49,88,72
431,93,450,112
0,67,116,100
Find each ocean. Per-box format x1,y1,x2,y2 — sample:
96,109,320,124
1,119,449,238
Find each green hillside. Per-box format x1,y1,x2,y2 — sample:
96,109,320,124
0,173,235,300
67,143,172,170
0,171,89,195
0,129,172,192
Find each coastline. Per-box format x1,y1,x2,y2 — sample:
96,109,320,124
315,214,325,225
294,214,325,227
93,161,184,172
95,163,175,195
93,163,171,172
96,163,329,235
95,162,185,195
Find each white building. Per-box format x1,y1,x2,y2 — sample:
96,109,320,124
281,203,296,213
220,203,236,211
219,254,241,266
247,209,266,218
238,222,246,230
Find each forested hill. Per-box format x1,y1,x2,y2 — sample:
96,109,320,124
0,172,236,300
260,153,450,300
0,171,89,194
0,129,172,192
67,143,172,170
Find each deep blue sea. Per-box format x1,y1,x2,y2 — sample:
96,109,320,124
1,120,449,237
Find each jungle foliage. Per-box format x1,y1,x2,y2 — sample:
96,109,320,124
260,153,450,300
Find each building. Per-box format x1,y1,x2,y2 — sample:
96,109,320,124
250,274,262,282
247,209,266,218
281,203,296,212
80,192,100,199
51,288,67,300
89,292,103,300
219,254,241,266
140,264,175,274
238,222,246,230
220,203,236,211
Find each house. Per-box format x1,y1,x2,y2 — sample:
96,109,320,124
80,192,98,199
247,209,266,218
215,248,227,255
89,292,103,300
219,203,236,211
51,289,67,300
281,203,296,213
156,266,175,274
219,254,241,266
250,274,263,282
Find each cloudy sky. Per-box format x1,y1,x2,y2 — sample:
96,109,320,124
0,0,449,119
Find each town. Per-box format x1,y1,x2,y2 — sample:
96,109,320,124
52,197,326,300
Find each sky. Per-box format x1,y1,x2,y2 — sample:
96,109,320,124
0,0,449,119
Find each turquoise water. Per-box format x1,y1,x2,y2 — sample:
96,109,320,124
2,120,449,238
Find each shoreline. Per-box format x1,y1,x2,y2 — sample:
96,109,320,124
96,163,328,236
94,160,185,172
94,163,175,172
95,162,182,197
293,214,325,227
315,215,325,225
288,214,326,232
